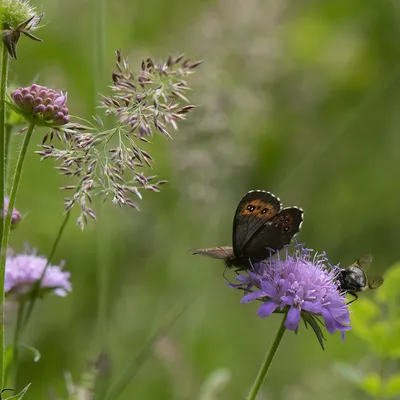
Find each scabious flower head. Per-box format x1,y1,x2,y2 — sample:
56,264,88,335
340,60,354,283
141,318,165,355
2,197,22,228
2,0,43,59
5,249,71,299
10,84,69,126
235,246,351,343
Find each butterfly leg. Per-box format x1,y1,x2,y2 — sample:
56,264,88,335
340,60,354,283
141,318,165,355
222,264,235,285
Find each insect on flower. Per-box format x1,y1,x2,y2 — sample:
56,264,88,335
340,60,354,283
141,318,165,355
191,190,303,269
234,246,351,347
337,254,384,304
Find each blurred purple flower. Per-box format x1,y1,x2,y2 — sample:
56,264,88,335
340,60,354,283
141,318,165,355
2,197,21,228
235,246,351,340
5,249,71,298
10,84,69,126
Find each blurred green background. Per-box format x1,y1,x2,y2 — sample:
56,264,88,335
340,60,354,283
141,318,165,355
6,0,400,398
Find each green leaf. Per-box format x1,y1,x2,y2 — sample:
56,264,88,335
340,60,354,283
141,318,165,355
376,262,400,304
360,373,381,396
384,373,400,396
20,343,41,362
351,297,380,330
302,312,326,350
4,345,13,378
3,384,31,399
333,362,364,384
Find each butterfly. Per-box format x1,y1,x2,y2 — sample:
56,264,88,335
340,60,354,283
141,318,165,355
190,190,304,268
337,254,384,304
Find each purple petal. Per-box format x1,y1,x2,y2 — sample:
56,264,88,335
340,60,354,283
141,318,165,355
241,290,265,303
236,274,251,283
280,296,294,307
321,308,336,334
302,300,322,314
54,93,67,107
260,280,275,294
257,301,278,318
285,307,301,330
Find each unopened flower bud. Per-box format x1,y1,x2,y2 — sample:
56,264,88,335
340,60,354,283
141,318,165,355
10,84,70,127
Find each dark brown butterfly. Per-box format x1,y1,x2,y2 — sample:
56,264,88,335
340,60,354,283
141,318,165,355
190,190,303,268
337,254,384,304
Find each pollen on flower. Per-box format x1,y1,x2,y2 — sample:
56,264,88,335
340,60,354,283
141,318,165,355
233,246,351,342
10,84,70,126
5,249,71,299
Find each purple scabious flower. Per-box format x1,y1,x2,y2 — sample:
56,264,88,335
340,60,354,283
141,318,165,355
5,249,71,299
10,84,69,126
2,197,22,228
235,246,351,342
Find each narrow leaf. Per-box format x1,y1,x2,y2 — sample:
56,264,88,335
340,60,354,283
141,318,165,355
302,312,326,350
4,383,31,399
20,343,41,362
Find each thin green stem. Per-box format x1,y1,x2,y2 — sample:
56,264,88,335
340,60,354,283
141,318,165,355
12,301,24,389
5,124,12,176
93,0,106,103
21,211,71,332
0,44,9,265
246,317,286,400
93,1,108,398
0,122,34,387
104,303,190,400
96,212,110,348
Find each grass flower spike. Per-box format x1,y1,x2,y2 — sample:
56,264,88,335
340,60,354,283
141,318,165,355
5,249,71,299
235,246,351,346
37,51,201,228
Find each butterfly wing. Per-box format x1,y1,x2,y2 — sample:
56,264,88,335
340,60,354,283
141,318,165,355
233,191,281,258
241,207,304,260
190,246,234,260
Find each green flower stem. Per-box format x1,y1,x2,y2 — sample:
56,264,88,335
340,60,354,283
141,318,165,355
246,317,286,400
0,44,9,261
93,1,109,398
12,301,24,389
0,122,34,387
5,124,12,175
21,210,71,332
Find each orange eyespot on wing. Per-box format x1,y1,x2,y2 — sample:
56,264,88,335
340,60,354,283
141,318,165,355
241,200,278,220
272,207,303,236
233,191,282,255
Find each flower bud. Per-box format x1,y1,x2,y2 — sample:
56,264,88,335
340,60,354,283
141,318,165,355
10,84,70,127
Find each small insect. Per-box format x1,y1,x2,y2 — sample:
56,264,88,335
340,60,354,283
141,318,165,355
337,254,384,304
190,190,303,269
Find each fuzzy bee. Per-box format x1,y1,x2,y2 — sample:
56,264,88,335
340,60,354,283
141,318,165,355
337,254,383,304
